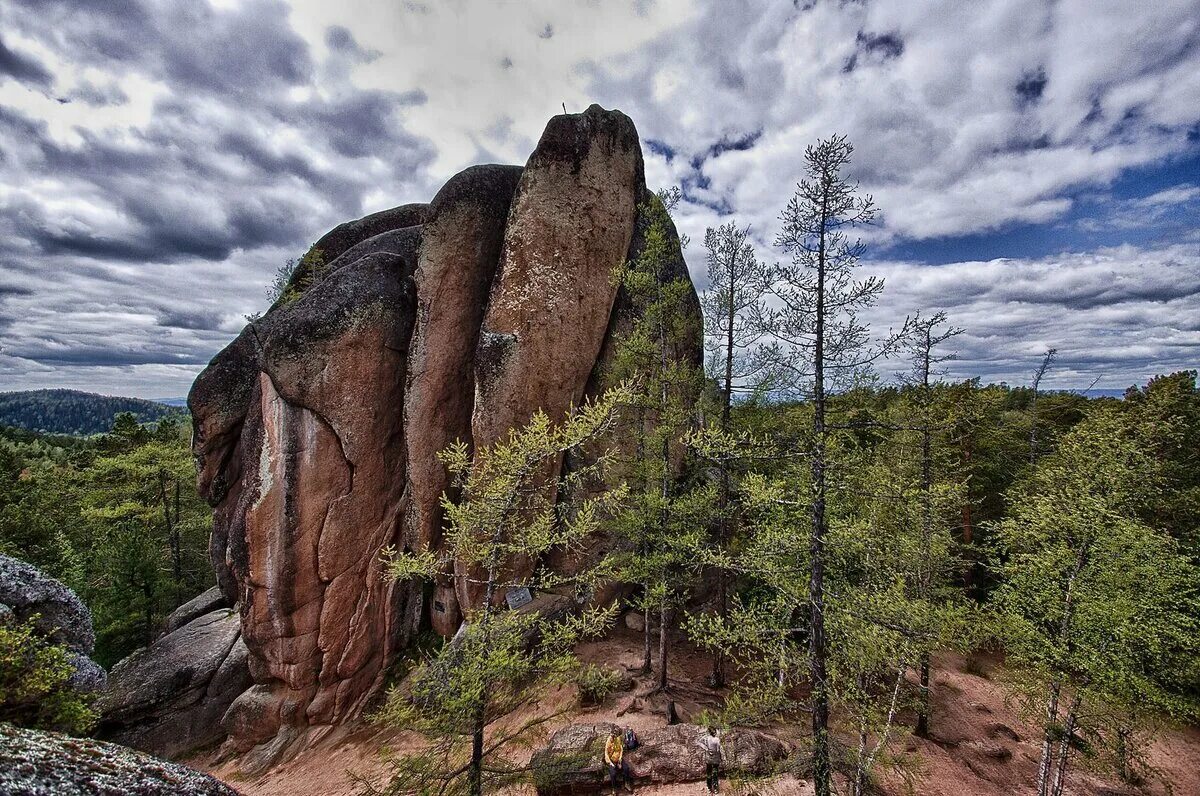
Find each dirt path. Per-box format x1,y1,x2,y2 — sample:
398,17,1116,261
195,628,1200,796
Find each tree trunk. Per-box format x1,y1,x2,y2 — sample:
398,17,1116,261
916,655,931,737
159,469,183,604
711,263,738,689
1050,695,1082,796
658,605,670,691
642,603,653,675
915,345,933,737
809,195,831,796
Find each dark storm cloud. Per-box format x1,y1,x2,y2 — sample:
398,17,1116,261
0,0,437,389
843,30,904,73
0,35,53,88
9,343,214,368
155,309,225,331
66,79,130,107
1015,67,1048,106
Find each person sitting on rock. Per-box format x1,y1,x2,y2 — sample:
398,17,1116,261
698,726,723,794
604,728,632,792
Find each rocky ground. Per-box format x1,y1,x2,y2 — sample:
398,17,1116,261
193,623,1200,796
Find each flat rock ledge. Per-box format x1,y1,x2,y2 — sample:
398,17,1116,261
0,722,240,795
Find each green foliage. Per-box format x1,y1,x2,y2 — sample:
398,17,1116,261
574,664,622,706
0,390,181,436
599,190,707,686
0,415,213,666
0,617,96,735
373,388,630,796
270,246,327,306
990,406,1200,791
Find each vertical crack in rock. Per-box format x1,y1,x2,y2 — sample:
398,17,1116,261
462,104,644,612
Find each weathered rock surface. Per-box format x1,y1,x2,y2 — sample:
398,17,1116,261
163,585,230,635
97,608,251,758
0,722,240,796
0,554,105,693
187,105,702,757
403,164,523,636
530,722,788,794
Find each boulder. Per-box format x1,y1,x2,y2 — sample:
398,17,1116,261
530,722,788,795
163,586,230,635
97,608,251,758
0,554,105,692
0,554,95,654
403,164,523,635
215,244,423,754
0,722,239,795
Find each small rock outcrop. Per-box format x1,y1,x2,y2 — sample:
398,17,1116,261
97,607,251,758
530,722,788,794
187,105,702,759
0,722,239,796
0,554,105,693
162,585,230,635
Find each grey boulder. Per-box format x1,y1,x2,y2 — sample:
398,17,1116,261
162,586,230,635
530,721,788,795
0,554,105,692
97,608,251,758
0,722,239,795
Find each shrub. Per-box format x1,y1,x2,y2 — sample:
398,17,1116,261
576,664,621,706
0,616,95,734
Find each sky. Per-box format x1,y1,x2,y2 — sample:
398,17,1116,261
0,0,1197,399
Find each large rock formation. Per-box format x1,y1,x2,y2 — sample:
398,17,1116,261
0,554,105,693
0,723,239,796
187,105,701,761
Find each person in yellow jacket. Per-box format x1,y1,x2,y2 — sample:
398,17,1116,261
604,728,632,792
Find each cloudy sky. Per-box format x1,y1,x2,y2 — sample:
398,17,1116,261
1,0,1197,398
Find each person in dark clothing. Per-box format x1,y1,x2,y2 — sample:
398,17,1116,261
698,726,723,793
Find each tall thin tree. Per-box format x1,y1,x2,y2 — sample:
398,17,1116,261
699,221,770,687
767,135,907,796
900,312,963,737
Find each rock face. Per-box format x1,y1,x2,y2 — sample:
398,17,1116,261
0,554,105,693
0,722,239,796
162,585,230,635
97,608,251,758
187,105,701,758
529,722,788,794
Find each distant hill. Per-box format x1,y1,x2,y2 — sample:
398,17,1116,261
0,389,182,436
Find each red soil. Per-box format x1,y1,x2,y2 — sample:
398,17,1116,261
194,624,1200,796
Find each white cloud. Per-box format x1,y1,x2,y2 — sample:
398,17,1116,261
1,0,1198,396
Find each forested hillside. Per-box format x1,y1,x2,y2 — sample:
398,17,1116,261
0,415,213,666
0,390,181,436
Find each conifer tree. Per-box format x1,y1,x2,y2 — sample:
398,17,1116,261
697,220,770,687
992,407,1200,796
602,189,704,692
377,389,629,796
763,135,908,796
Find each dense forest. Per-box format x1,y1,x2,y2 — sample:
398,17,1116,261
0,389,181,436
0,414,213,667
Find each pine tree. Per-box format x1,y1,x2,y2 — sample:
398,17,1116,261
697,220,770,688
763,135,908,796
603,189,704,692
376,389,629,796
